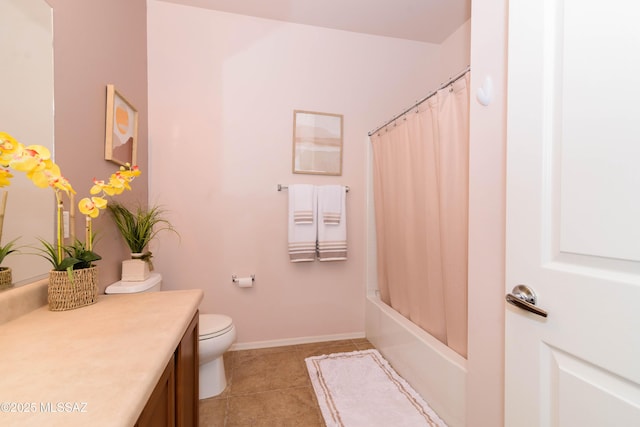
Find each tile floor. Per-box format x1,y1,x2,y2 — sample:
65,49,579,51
199,338,375,426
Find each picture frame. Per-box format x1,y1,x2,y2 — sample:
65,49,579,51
292,110,343,176
105,84,138,166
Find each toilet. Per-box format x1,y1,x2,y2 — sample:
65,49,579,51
105,273,236,399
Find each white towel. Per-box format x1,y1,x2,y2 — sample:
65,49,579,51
320,184,343,225
288,185,317,262
292,184,315,224
317,185,347,261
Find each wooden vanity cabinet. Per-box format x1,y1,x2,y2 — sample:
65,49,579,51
136,311,199,427
135,358,175,427
176,311,199,426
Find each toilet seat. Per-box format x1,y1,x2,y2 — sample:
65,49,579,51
199,314,234,340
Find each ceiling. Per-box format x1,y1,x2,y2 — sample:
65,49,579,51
159,0,471,44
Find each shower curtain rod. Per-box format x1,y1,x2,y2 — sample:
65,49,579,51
367,65,471,136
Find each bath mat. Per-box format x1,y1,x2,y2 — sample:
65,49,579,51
305,349,447,427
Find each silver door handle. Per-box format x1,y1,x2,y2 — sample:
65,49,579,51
505,284,548,318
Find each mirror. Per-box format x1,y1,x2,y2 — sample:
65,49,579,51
0,0,54,287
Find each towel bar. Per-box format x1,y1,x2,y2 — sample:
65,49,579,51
277,184,349,192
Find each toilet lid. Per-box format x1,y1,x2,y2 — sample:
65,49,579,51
199,314,233,340
105,273,163,294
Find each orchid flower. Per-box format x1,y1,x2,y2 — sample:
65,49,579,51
0,131,140,260
0,132,20,167
0,169,13,188
78,197,108,218
78,164,140,251
9,144,51,175
80,164,140,219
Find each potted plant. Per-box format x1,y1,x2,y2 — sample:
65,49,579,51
37,161,139,311
37,238,102,311
2,131,140,309
0,190,20,290
0,237,20,290
37,238,102,272
108,202,177,281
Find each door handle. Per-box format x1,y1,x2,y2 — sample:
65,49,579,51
505,284,548,318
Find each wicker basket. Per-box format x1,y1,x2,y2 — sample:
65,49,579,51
0,267,12,291
48,266,98,311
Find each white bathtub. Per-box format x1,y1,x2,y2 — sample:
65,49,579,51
365,293,467,427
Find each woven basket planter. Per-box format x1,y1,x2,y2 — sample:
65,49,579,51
48,266,98,311
0,267,12,291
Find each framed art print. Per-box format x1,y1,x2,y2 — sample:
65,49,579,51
292,110,343,176
105,84,138,166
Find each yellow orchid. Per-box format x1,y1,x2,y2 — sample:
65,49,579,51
89,179,109,195
116,165,141,181
0,132,20,166
9,144,52,174
78,197,108,218
26,161,76,197
8,150,40,173
50,174,75,196
0,135,74,195
89,165,140,197
78,163,139,252
107,176,127,195
1,132,141,261
23,160,53,188
103,177,124,195
0,169,13,187
81,163,139,219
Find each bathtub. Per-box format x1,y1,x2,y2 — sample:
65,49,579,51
365,292,467,427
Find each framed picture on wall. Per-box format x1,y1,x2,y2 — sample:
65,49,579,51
105,84,138,166
292,110,343,176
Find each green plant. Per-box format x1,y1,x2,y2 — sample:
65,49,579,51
37,238,102,273
62,239,102,270
0,237,20,267
108,202,177,254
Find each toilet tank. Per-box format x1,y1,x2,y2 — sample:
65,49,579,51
105,272,163,294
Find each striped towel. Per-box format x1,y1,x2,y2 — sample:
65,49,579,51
316,185,347,261
320,184,343,225
288,185,317,262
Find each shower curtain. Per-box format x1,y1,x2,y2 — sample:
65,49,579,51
370,73,469,358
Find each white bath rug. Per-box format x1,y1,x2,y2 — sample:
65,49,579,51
305,349,447,427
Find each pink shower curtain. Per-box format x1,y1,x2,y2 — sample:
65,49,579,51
371,73,469,358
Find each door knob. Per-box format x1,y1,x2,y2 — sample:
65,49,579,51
505,284,548,318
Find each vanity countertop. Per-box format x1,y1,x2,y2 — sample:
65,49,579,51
0,289,203,427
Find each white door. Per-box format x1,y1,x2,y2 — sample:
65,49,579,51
505,1,640,426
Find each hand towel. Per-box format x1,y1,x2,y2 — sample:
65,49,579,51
288,184,317,262
320,184,343,225
292,184,315,224
317,185,347,261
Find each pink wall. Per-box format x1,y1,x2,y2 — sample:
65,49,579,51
439,19,471,82
44,0,504,420
147,3,442,345
467,0,507,425
47,0,149,292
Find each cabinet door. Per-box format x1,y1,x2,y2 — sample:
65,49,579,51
176,311,199,427
136,356,175,427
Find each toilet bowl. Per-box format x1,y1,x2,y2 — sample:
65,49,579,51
105,273,236,399
199,314,236,398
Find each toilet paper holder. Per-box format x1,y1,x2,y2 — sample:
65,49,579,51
231,274,255,284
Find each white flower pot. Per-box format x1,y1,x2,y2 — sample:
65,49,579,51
121,258,150,281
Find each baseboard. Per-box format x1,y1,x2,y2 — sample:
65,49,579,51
229,331,366,351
